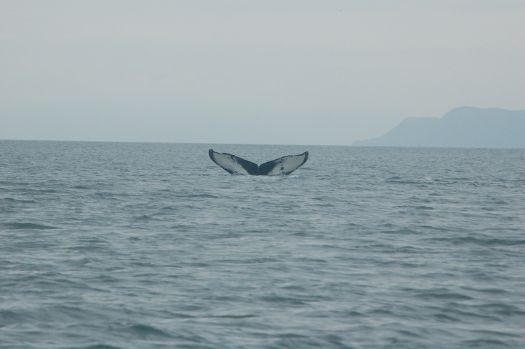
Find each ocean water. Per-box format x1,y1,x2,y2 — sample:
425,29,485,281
0,140,524,349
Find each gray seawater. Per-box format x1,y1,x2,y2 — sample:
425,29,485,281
1,140,524,349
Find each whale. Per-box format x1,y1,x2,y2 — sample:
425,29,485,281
209,149,308,176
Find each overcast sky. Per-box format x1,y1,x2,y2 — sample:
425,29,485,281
1,0,524,145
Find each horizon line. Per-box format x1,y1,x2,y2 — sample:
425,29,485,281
1,138,524,150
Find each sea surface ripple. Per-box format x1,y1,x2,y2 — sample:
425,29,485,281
0,141,524,349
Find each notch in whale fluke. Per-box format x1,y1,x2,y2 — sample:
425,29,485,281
208,149,308,176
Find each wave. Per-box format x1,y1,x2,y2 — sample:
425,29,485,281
209,314,256,319
2,222,58,230
460,338,514,348
177,193,219,199
133,214,154,221
403,287,474,301
126,324,172,339
427,236,525,246
1,197,35,204
72,185,92,190
72,345,124,349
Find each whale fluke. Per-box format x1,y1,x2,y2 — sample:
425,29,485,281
209,149,308,176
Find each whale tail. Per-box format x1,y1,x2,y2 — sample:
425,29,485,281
209,149,308,176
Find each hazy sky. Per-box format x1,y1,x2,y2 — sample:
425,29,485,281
1,0,524,145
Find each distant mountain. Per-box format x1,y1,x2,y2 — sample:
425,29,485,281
353,107,525,148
